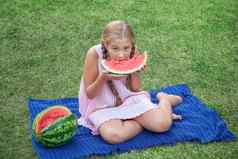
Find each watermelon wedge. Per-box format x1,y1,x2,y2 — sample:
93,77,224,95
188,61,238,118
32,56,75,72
101,52,147,75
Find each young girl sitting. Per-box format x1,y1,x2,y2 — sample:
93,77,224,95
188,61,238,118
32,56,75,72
78,20,182,144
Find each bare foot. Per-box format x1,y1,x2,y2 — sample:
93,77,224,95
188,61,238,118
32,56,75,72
172,113,182,120
156,92,183,107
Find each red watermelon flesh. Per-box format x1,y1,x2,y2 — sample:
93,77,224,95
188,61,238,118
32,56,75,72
36,107,70,134
102,52,147,75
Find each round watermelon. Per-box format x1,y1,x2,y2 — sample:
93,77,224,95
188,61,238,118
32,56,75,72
32,105,77,147
101,52,147,76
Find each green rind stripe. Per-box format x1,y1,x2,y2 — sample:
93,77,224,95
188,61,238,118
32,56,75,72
41,115,77,137
39,131,76,147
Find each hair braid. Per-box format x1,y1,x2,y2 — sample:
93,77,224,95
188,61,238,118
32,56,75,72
100,21,137,106
101,43,123,106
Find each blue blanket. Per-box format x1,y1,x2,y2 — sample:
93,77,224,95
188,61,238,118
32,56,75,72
28,84,235,159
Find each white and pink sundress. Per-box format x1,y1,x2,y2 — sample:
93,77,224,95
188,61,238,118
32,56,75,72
78,44,157,135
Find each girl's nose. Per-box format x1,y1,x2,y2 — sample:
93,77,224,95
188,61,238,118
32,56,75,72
118,52,125,60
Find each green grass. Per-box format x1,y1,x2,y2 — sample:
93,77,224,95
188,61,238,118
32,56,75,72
0,0,238,158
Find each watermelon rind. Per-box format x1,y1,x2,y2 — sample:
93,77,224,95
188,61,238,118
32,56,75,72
107,72,128,77
101,52,147,75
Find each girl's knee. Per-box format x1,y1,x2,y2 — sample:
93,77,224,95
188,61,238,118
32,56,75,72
150,117,172,133
99,127,125,144
158,118,172,132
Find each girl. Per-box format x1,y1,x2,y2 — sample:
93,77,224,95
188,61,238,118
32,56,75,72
78,20,182,144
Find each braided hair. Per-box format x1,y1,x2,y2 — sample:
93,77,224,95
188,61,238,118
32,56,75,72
101,43,135,106
101,20,136,106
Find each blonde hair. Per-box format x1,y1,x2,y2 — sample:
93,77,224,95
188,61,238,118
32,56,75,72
101,20,135,106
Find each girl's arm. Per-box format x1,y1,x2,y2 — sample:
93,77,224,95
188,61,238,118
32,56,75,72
83,47,106,99
130,72,142,92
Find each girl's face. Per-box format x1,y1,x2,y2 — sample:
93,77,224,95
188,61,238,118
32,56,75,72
105,38,132,60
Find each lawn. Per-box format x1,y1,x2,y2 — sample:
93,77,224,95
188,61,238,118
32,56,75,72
0,0,237,158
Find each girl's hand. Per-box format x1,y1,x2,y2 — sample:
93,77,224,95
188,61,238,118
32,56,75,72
132,64,147,75
140,64,147,72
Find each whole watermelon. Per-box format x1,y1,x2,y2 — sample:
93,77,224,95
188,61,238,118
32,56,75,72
32,105,77,147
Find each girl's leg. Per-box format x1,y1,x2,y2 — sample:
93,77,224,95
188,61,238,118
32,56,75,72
156,92,182,107
157,92,183,120
134,93,182,133
98,119,143,144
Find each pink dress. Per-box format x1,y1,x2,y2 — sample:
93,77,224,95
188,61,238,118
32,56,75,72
78,44,157,135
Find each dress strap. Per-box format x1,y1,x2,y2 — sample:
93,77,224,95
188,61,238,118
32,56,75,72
94,44,103,59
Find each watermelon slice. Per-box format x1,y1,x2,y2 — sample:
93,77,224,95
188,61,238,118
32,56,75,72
34,106,70,135
101,52,147,75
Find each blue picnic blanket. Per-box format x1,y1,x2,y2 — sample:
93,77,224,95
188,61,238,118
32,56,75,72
28,84,235,159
